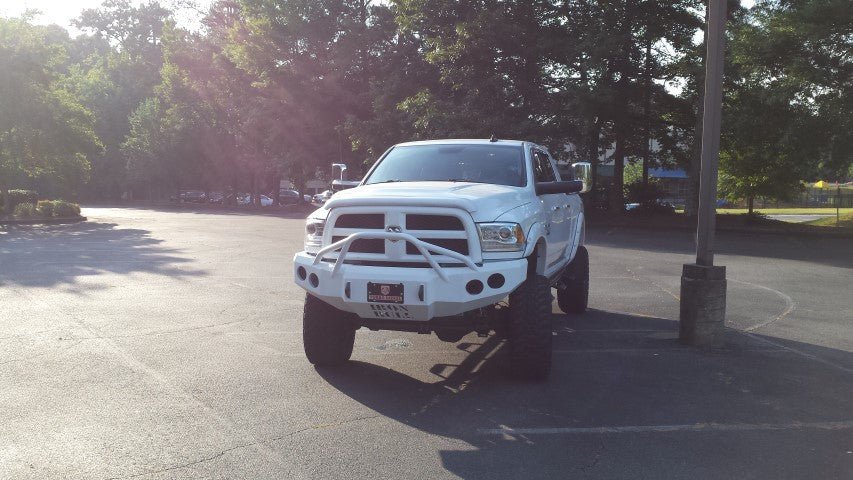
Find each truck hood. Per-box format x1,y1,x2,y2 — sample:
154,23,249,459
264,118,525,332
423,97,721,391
321,181,532,222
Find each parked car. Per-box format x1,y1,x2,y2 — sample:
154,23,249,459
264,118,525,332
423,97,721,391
239,194,274,206
313,190,333,204
169,190,207,203
279,189,301,206
625,200,676,213
208,192,225,204
304,194,313,203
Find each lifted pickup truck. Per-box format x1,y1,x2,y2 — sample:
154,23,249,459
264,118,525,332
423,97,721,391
293,139,591,379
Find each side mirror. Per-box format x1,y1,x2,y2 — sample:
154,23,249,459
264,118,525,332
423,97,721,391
572,162,592,193
535,180,584,195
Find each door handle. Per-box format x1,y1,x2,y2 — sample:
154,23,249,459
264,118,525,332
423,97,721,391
551,205,561,212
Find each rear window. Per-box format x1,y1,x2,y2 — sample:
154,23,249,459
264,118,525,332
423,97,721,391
365,144,526,187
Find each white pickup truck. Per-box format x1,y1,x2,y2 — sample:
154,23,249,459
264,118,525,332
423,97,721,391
293,139,591,379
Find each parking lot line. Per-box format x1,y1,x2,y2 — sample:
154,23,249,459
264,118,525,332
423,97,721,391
478,420,853,436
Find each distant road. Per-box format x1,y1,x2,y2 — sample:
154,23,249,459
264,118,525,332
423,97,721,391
767,214,834,223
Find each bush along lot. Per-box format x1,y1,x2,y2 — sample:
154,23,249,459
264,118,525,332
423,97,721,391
2,194,83,223
0,189,39,213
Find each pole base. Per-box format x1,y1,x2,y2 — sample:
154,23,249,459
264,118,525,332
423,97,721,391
679,263,727,347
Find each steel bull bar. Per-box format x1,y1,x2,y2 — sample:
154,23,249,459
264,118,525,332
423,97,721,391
312,231,478,280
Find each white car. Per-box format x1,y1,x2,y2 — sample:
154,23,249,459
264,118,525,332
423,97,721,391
293,139,591,379
239,194,274,207
313,190,333,204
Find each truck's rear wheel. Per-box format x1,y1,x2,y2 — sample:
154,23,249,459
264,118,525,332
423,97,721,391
506,274,553,380
303,293,356,366
557,245,589,314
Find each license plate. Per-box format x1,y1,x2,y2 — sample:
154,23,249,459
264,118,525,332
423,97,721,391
367,282,404,304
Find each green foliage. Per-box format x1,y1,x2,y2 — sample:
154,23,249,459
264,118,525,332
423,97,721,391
36,199,55,217
0,17,101,207
12,199,81,218
13,202,37,218
1,190,39,211
625,181,665,207
717,0,848,210
53,200,82,217
0,0,847,207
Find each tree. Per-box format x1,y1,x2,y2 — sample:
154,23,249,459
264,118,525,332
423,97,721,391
0,16,101,210
717,0,851,211
742,0,852,181
70,0,171,199
718,83,816,213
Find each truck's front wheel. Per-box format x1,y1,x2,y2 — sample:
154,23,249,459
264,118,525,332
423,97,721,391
507,274,553,380
557,245,589,314
303,293,356,366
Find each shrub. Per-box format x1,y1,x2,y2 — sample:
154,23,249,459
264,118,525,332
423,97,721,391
13,202,37,218
2,190,38,212
53,200,81,217
37,200,55,217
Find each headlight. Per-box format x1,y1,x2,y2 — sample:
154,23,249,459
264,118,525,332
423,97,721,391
477,223,525,251
305,219,325,251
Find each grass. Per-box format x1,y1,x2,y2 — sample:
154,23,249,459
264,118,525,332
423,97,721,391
804,212,853,228
715,207,853,215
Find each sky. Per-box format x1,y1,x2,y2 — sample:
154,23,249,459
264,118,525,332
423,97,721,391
1,0,756,37
0,0,213,32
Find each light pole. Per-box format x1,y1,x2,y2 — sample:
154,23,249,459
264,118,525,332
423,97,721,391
679,0,728,347
332,163,347,181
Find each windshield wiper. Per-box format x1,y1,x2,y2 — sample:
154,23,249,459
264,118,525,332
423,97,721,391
371,179,403,184
444,179,485,183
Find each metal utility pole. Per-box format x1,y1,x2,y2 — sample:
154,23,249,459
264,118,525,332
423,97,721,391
679,0,728,347
695,0,727,267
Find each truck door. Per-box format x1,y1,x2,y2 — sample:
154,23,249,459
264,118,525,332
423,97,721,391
532,149,568,270
552,154,582,261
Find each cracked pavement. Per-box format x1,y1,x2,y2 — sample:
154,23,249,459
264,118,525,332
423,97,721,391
1,206,851,479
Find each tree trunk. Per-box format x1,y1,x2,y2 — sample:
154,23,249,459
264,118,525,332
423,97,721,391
610,121,626,213
642,37,653,188
747,195,754,215
588,117,600,202
273,173,282,206
608,0,633,213
251,173,260,206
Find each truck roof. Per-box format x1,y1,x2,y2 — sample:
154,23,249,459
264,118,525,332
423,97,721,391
394,139,527,148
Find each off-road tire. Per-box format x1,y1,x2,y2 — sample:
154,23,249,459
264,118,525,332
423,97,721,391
303,293,356,366
506,274,553,380
557,245,589,314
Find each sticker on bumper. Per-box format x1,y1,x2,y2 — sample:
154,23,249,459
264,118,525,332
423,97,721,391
369,304,412,319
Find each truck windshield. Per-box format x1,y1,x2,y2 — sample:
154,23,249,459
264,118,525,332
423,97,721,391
365,144,526,187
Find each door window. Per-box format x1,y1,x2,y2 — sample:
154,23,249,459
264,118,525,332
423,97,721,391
533,150,556,183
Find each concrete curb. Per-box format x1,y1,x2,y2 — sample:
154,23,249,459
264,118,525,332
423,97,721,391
84,201,317,213
0,216,87,226
588,221,853,239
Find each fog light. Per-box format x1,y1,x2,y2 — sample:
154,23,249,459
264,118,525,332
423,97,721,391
466,280,483,295
309,273,319,288
297,266,307,281
487,273,505,289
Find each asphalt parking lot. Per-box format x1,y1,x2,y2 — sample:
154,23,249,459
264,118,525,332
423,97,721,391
1,206,851,479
